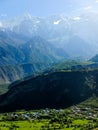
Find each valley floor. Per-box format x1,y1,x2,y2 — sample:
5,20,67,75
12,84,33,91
0,97,98,130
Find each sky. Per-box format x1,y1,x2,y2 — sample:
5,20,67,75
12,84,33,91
0,0,98,20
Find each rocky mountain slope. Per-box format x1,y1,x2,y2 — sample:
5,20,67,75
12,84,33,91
90,54,98,63
0,33,68,85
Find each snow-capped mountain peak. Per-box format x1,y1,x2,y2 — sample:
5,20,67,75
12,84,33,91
53,20,61,25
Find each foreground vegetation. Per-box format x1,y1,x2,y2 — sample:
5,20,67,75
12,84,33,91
0,97,98,130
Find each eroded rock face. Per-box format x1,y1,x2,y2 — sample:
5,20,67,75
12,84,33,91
0,35,68,85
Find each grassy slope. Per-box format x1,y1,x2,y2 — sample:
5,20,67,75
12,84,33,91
0,84,9,95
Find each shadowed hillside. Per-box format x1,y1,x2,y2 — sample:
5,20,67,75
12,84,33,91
0,69,98,112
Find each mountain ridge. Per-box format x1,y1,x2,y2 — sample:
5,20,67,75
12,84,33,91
0,69,98,112
1,13,98,59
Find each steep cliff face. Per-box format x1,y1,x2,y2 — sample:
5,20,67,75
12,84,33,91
0,64,39,85
0,70,98,112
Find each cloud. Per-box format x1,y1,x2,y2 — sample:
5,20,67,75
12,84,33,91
96,0,98,3
84,6,92,10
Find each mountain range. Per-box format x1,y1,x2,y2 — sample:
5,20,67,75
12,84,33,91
0,12,98,86
1,13,98,58
0,32,68,85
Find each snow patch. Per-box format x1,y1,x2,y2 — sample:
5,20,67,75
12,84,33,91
54,20,61,25
36,21,40,24
73,17,81,21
